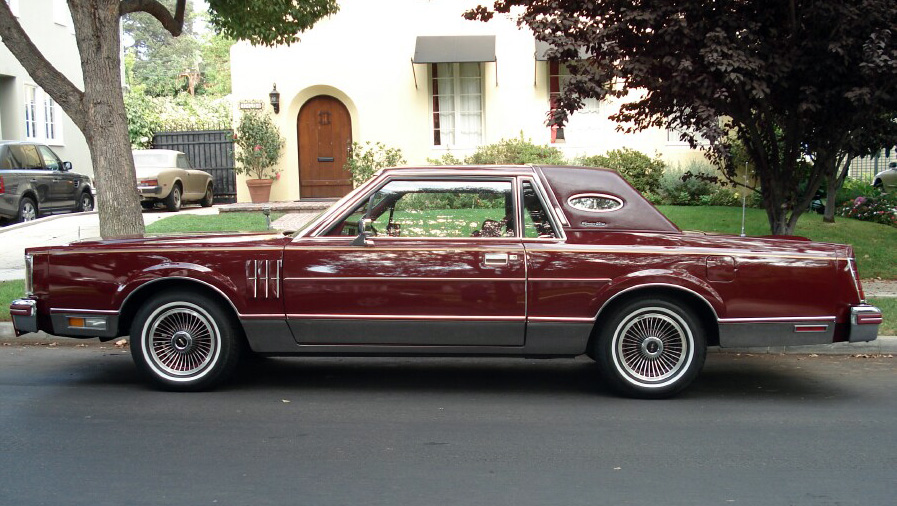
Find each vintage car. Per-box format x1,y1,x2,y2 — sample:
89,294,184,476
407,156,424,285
134,149,214,211
873,162,897,193
9,165,883,398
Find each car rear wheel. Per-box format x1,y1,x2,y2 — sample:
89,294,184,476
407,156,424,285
594,297,706,399
164,184,182,212
17,197,37,222
200,184,214,207
130,290,242,391
78,192,94,212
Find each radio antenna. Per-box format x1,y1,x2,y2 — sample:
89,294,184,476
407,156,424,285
740,162,748,237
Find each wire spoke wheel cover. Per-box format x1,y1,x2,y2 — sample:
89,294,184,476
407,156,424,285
596,297,705,398
613,307,691,385
141,302,221,381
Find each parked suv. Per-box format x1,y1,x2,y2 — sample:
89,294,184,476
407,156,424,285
0,141,94,224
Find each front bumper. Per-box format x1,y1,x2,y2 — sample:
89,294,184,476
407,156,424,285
9,299,38,336
849,305,882,343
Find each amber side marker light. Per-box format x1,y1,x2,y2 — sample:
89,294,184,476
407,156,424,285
67,317,107,330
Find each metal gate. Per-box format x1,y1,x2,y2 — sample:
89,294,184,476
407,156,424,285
152,129,236,203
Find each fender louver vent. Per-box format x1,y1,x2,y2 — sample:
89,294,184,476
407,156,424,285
246,259,281,298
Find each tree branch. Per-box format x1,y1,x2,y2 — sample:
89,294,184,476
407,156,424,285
119,0,185,37
0,2,86,128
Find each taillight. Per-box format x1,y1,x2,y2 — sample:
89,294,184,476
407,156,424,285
847,257,866,303
0,175,5,194
138,179,158,186
24,253,33,296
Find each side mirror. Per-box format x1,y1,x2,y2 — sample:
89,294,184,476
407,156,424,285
62,161,72,172
351,218,375,247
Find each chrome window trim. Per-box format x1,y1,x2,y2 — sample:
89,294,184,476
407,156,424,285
566,193,625,213
519,176,567,241
311,175,520,239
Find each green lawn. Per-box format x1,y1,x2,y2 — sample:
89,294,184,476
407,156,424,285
869,298,897,336
146,212,284,234
1,279,24,321
658,206,897,280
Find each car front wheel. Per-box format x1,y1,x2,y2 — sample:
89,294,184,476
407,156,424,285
130,290,241,391
594,297,706,398
78,192,94,212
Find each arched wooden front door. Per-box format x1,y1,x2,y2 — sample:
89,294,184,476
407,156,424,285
297,96,353,198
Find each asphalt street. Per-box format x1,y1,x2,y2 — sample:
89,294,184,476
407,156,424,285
1,345,895,506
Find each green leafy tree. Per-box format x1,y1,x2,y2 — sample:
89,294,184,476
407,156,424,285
468,0,897,235
0,0,338,238
123,0,200,97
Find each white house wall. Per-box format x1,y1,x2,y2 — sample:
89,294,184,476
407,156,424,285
0,0,93,177
230,0,704,202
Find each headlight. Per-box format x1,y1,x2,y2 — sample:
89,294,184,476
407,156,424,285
24,254,34,296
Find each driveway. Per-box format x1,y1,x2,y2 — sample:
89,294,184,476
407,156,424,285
0,205,219,281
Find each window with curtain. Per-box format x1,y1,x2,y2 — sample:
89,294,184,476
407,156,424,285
548,61,601,143
24,85,37,140
432,62,483,147
24,85,62,144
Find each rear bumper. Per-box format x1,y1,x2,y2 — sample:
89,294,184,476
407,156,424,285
9,299,38,336
849,305,882,343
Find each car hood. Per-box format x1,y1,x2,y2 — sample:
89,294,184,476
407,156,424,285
25,232,293,255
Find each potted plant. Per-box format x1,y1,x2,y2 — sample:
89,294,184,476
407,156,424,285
234,110,285,203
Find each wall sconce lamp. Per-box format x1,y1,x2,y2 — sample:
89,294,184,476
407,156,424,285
269,84,280,114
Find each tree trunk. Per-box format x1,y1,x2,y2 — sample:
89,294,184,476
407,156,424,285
823,156,853,224
70,1,145,238
1,0,145,238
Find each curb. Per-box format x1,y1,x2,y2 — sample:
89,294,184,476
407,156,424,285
0,210,98,234
2,321,895,355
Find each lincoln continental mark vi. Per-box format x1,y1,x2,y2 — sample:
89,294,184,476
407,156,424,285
9,165,883,397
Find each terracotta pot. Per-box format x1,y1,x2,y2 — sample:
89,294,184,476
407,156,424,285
246,178,274,203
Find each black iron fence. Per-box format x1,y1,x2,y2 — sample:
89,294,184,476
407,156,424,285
152,129,237,203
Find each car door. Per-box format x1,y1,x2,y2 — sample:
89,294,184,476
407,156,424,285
282,177,527,347
8,144,52,207
36,145,77,209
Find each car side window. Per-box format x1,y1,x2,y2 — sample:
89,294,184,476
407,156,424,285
521,180,559,238
328,179,514,238
37,145,62,171
8,145,43,170
176,154,192,169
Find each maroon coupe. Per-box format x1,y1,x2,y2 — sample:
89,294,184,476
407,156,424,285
9,165,882,397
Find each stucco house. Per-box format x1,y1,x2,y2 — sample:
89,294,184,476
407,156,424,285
1,0,93,177
230,0,703,203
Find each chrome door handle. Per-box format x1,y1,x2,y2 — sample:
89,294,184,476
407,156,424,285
484,252,509,266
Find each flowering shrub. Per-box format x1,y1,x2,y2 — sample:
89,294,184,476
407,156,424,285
838,195,897,227
234,110,285,180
